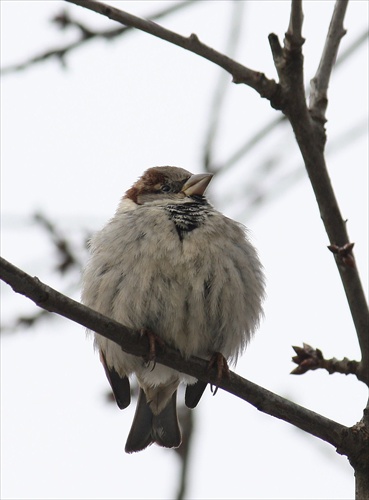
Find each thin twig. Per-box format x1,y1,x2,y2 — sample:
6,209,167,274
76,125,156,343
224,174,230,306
203,1,245,172
34,212,80,273
309,0,349,123
217,116,286,173
0,256,356,457
1,1,195,74
64,0,280,104
227,118,368,221
291,343,362,381
217,27,368,174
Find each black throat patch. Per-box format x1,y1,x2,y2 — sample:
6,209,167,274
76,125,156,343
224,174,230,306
165,201,209,240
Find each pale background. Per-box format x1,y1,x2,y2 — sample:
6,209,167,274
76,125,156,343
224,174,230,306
1,1,368,499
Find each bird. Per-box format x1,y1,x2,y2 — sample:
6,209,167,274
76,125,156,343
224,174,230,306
81,166,265,453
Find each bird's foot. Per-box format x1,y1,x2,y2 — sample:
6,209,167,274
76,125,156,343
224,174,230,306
208,352,230,395
141,329,166,369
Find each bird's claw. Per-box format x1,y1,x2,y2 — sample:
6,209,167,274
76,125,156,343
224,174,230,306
208,352,229,395
142,329,166,369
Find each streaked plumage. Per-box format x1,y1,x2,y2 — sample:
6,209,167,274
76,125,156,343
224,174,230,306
82,166,265,453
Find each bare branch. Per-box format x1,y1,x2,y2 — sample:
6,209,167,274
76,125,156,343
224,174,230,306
285,0,305,50
291,343,363,382
64,0,280,104
266,1,369,384
356,452,369,500
1,1,195,74
240,118,368,220
217,27,368,174
268,10,306,115
203,1,245,172
334,27,369,67
0,255,357,457
34,212,81,273
309,0,349,123
217,116,286,173
353,399,369,496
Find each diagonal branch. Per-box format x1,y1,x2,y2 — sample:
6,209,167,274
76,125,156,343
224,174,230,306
1,1,195,75
0,255,354,457
64,0,281,104
309,0,349,123
266,1,369,385
217,27,368,174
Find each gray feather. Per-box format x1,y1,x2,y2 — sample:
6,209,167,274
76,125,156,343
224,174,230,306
125,389,181,453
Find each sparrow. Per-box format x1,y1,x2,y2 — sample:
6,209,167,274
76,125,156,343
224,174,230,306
81,166,265,453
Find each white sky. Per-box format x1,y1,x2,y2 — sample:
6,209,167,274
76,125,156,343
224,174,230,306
1,1,368,499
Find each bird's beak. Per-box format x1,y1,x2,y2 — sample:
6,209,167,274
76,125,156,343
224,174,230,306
181,173,213,197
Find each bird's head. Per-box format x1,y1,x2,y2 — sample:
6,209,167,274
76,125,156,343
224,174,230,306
124,166,213,206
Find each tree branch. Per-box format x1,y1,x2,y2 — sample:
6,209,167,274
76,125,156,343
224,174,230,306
309,0,349,123
290,112,369,387
5,0,366,395
291,343,363,382
1,1,195,74
285,0,305,50
64,0,281,104
266,1,369,385
34,212,81,273
203,0,245,172
0,255,358,459
216,27,368,174
268,2,306,115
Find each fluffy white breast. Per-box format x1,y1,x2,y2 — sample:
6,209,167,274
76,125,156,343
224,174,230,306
82,201,264,381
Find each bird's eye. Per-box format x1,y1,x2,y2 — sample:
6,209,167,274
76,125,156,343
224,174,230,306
161,184,171,193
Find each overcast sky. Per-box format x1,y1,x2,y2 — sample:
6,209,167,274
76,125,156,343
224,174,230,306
1,1,368,499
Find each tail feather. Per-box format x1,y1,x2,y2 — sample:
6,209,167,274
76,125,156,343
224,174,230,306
152,391,181,449
125,388,181,453
125,389,153,453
